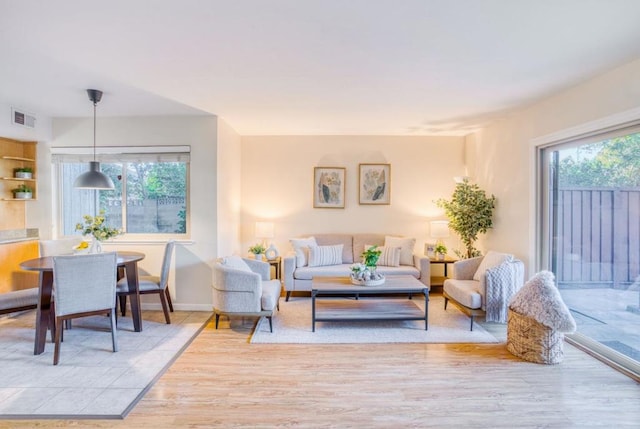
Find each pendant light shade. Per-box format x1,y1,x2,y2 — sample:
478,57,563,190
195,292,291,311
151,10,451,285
73,89,114,190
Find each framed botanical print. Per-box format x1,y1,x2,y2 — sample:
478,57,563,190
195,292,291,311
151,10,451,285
359,163,390,205
313,167,345,208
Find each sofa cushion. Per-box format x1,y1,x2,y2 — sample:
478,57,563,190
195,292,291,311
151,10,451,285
308,244,344,267
293,264,420,280
353,233,385,263
384,236,416,266
473,251,513,281
261,279,281,311
220,255,252,273
365,245,400,267
444,279,482,309
314,234,353,264
290,237,317,268
294,264,354,280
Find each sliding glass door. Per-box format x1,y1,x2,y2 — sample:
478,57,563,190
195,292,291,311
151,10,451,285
540,129,640,367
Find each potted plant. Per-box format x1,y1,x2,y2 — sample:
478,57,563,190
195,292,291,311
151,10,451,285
434,243,447,260
14,167,33,179
249,243,266,260
436,178,496,259
12,184,33,199
350,245,385,285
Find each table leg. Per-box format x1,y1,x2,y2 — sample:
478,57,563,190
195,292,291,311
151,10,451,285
124,261,143,332
424,289,429,330
311,290,317,332
34,270,53,355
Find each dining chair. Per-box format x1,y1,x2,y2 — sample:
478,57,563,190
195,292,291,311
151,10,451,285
40,237,84,331
39,237,83,257
116,240,175,324
51,252,118,365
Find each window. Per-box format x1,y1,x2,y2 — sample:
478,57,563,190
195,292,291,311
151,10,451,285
53,147,189,238
538,126,640,375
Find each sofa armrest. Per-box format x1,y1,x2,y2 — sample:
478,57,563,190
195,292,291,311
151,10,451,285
452,256,483,280
243,258,270,280
282,254,296,292
414,254,431,287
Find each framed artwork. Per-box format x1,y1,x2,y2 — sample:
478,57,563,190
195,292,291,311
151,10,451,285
313,167,345,208
424,242,436,258
359,163,390,205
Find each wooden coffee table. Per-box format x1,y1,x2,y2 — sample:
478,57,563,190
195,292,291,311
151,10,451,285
311,275,429,332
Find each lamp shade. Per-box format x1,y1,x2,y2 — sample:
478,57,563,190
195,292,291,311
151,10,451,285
430,220,450,238
255,222,274,239
73,161,115,189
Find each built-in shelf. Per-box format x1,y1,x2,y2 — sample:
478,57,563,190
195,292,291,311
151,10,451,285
1,177,36,182
1,155,36,162
1,198,36,201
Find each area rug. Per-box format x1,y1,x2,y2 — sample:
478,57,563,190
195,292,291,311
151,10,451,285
251,295,499,344
0,310,210,419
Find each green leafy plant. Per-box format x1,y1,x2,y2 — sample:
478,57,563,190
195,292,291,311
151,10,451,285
361,245,382,268
12,184,33,193
75,210,121,241
249,243,266,254
434,243,447,255
14,167,33,173
436,179,496,259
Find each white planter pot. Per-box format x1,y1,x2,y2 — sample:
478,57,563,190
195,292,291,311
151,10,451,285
14,192,32,199
14,172,32,179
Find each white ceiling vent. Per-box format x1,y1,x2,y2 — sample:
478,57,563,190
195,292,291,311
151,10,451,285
11,107,36,129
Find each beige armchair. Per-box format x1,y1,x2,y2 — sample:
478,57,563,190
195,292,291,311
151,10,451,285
443,251,524,330
212,256,281,332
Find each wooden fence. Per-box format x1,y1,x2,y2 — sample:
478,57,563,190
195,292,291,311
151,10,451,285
555,187,640,289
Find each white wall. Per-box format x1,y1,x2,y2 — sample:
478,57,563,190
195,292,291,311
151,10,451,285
241,135,466,258
470,58,640,273
216,118,242,257
49,115,219,310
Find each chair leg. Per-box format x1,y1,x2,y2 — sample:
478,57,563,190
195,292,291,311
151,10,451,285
444,297,449,310
267,316,273,333
53,317,63,365
118,295,127,317
165,288,174,312
215,313,220,329
110,310,118,352
470,316,474,331
285,291,291,301
159,291,171,324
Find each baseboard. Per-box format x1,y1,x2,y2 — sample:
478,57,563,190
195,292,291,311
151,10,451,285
140,303,212,312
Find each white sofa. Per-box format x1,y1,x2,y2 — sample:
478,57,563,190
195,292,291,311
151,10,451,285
282,233,431,301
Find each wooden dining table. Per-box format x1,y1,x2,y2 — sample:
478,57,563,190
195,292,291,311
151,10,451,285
19,251,145,355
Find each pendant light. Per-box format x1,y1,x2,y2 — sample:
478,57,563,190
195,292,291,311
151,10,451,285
73,89,115,190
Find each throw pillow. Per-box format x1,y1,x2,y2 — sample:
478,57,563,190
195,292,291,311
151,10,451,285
509,271,576,333
220,255,252,273
473,251,513,281
365,245,401,267
289,237,317,268
384,236,416,266
308,244,344,267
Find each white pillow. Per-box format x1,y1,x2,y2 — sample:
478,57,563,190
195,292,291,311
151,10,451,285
308,244,344,267
290,237,317,268
473,251,513,281
384,236,416,266
220,255,252,273
365,245,401,267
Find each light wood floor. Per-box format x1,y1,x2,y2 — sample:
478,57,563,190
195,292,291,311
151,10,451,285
2,296,639,429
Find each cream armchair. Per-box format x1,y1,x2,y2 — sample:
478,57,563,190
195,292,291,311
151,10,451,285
443,251,524,330
212,256,281,332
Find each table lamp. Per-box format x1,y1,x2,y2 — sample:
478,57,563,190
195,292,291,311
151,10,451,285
255,221,279,260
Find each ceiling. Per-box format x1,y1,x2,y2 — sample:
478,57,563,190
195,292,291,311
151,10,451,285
1,1,640,136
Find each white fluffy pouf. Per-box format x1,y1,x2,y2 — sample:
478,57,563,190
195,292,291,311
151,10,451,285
507,271,576,364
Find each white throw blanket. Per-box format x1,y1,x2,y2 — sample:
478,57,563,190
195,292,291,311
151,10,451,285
485,260,524,323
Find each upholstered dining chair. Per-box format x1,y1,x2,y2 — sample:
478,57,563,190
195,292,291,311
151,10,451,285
39,237,83,257
51,252,118,365
116,240,175,324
